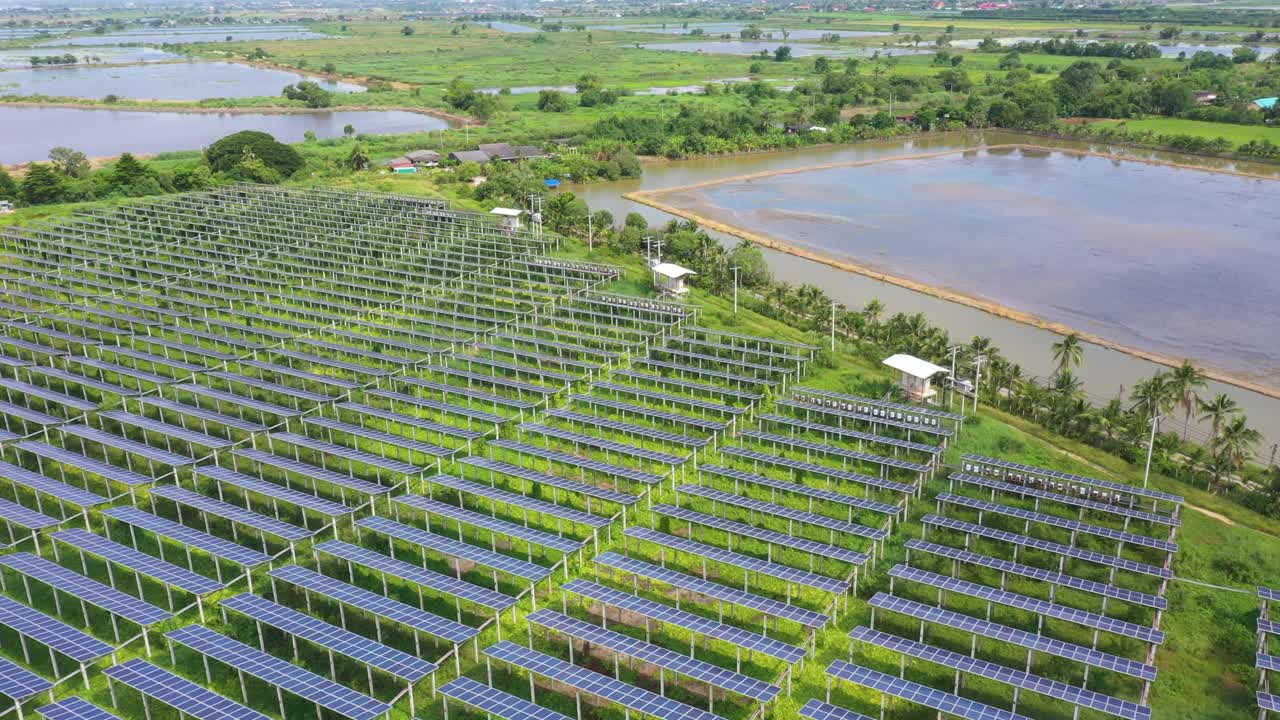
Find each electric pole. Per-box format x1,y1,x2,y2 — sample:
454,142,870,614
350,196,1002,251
946,345,961,410
972,354,987,416
731,266,740,315
1142,414,1162,488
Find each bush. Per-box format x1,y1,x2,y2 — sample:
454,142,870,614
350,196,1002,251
205,131,303,178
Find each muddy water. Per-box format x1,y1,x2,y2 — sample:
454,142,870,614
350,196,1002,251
567,133,1280,445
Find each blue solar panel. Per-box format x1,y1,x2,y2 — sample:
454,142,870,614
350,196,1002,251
16,441,153,487
720,447,916,495
528,608,780,702
165,624,390,720
675,483,886,540
219,593,436,682
699,464,899,516
315,540,516,612
961,454,1182,504
457,456,638,506
148,485,314,543
439,677,571,720
795,387,965,422
0,496,60,530
102,659,269,720
0,552,171,626
868,593,1156,681
0,594,113,663
37,696,121,720
798,698,874,720
488,440,664,486
196,466,356,518
51,528,223,596
518,424,686,466
426,473,610,529
937,492,1177,553
58,424,195,468
950,472,1178,527
392,494,585,554
626,527,848,594
826,659,1030,720
0,654,53,701
741,430,931,474
593,551,827,628
653,504,868,566
543,409,708,449
103,506,270,568
850,626,1151,720
357,515,552,582
268,564,478,644
485,641,721,720
232,448,394,496
560,578,805,663
759,413,941,455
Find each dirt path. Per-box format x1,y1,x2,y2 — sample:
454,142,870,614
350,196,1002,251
1187,503,1236,526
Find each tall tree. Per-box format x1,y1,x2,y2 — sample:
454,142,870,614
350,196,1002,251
1167,360,1207,440
1214,415,1261,477
1051,332,1084,375
19,163,66,205
48,146,90,178
1197,393,1239,443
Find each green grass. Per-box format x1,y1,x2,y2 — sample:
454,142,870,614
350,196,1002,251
1094,116,1280,147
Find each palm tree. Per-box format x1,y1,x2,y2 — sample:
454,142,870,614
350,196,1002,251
1129,373,1170,419
1197,393,1239,443
1214,415,1261,474
346,143,370,171
1167,360,1207,440
1050,333,1084,375
861,299,884,342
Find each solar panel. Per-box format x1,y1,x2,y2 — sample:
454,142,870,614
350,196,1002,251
699,464,900,516
0,654,53,701
758,413,941,455
593,551,827,628
626,527,848,594
0,552,171,626
485,641,722,720
174,384,303,419
776,399,954,438
527,608,780,702
0,496,61,530
219,593,436,682
961,454,1182,504
439,677,571,720
357,515,552,582
196,466,356,518
303,417,454,459
721,447,916,495
102,658,270,720
519,423,686,466
560,578,806,664
135,397,267,434
59,424,196,467
612,370,762,402
365,390,509,426
393,494,585,554
98,411,236,451
208,372,334,406
488,440,664,486
568,395,728,433
232,448,393,496
921,514,1171,580
950,472,1178,527
396,377,537,412
268,431,427,475
457,457,638,506
37,696,122,720
268,564,478,644
653,504,868,566
1260,693,1280,713
795,387,965,422
16,441,153,487
335,402,485,442
1259,653,1280,673
798,698,874,720
867,593,1156,681
148,485,314,543
826,660,1030,720
937,493,1178,553
426,473,610,529
851,625,1150,720
888,564,1164,644
591,382,745,416
166,624,390,720
51,528,223,596
102,506,271,568
904,539,1166,610
0,594,113,663
675,483,886,541
315,540,516,612
543,409,708,449
741,430,931,474
1261,587,1280,604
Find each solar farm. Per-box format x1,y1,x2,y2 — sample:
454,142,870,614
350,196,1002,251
0,183,1192,720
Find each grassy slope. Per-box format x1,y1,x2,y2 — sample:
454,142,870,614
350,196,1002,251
1095,116,1280,147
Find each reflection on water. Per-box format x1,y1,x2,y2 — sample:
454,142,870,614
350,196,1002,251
0,106,451,164
641,41,929,57
36,26,328,46
0,47,182,69
0,61,366,100
565,133,1280,443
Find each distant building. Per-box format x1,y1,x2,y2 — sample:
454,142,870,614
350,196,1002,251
478,142,520,161
882,353,949,403
1195,91,1218,105
1254,96,1278,111
449,150,492,164
450,144,550,164
651,262,696,297
404,149,440,167
0,200,13,215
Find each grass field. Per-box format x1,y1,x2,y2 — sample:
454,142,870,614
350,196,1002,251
1095,116,1280,147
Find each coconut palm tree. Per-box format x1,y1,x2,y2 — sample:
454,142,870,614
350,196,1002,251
1197,393,1239,443
1050,332,1084,375
1167,360,1207,440
1051,369,1082,402
1214,415,1261,473
861,299,884,341
1129,373,1171,419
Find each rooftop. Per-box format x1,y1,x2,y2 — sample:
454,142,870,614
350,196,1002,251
883,353,949,380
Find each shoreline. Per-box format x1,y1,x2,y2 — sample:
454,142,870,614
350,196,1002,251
0,99,469,124
625,143,1280,402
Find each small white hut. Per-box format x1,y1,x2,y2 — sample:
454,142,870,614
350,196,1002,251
651,263,696,297
883,353,949,403
490,207,523,231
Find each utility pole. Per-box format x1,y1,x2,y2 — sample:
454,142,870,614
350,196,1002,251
587,212,593,251
829,302,836,352
946,345,961,410
1142,414,1162,488
972,354,987,416
731,266,740,315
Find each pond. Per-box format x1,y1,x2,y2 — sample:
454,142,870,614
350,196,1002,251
35,26,330,46
590,23,891,40
640,41,929,58
0,46,181,69
0,106,451,164
0,61,366,100
485,22,541,34
566,133,1280,444
1157,42,1278,58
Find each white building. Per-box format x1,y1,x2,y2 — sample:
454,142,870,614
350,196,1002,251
651,262,696,297
490,207,522,231
883,353,950,403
